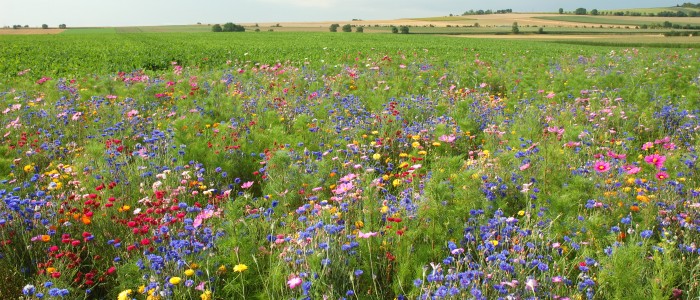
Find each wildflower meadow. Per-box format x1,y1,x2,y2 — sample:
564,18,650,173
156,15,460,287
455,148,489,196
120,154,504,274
1,32,699,299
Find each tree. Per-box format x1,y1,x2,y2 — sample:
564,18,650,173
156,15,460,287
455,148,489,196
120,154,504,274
329,23,339,32
212,24,223,32
341,24,352,32
391,26,398,33
575,8,587,15
590,9,599,15
222,22,245,32
511,22,519,34
58,24,67,29
559,8,564,14
42,24,48,29
400,26,409,34
355,26,363,33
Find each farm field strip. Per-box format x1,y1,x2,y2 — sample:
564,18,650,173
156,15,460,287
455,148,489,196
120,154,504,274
1,32,699,299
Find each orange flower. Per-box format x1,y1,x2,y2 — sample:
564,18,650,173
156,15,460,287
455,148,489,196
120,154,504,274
81,215,91,225
41,235,51,242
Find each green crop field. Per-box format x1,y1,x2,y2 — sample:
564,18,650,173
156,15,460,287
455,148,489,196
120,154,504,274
61,28,117,34
604,6,700,14
1,31,700,300
535,15,700,26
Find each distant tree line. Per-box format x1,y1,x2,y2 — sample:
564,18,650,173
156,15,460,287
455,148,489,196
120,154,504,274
680,2,700,8
212,22,245,32
462,9,512,15
563,4,700,17
10,24,67,29
329,24,365,33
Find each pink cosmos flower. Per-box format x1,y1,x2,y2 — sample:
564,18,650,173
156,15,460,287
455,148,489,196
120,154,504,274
593,161,610,173
656,171,669,180
287,276,302,289
439,134,456,143
644,154,666,169
623,165,641,175
525,278,538,292
606,151,626,160
126,110,139,118
357,231,378,238
642,142,654,150
241,181,254,189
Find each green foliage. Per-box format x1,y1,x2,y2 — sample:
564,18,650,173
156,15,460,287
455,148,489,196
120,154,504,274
400,26,409,34
355,26,364,33
329,23,339,32
341,24,352,32
391,26,398,33
575,7,588,15
212,24,222,32
512,21,520,34
222,22,245,32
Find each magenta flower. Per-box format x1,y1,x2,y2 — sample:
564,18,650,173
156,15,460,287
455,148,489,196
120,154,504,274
241,181,254,189
623,165,641,175
656,171,669,180
593,161,610,173
287,276,302,289
644,154,666,169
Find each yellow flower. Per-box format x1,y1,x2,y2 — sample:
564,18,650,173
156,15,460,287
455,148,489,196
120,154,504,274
23,164,34,173
169,277,182,285
200,290,212,300
118,289,132,300
233,263,248,273
184,269,195,276
217,265,227,273
372,153,381,160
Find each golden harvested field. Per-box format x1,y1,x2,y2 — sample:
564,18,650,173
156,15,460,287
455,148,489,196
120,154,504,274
0,28,65,35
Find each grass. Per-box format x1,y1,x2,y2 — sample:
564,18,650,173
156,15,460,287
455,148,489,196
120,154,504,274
603,6,700,14
116,25,213,33
61,27,117,34
536,15,700,27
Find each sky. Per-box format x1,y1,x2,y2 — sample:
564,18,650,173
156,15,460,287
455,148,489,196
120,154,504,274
0,0,685,27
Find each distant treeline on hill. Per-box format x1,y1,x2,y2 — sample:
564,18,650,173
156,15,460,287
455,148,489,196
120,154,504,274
571,2,700,17
462,9,512,15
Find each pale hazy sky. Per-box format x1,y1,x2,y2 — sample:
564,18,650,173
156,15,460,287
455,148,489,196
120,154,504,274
0,0,684,27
